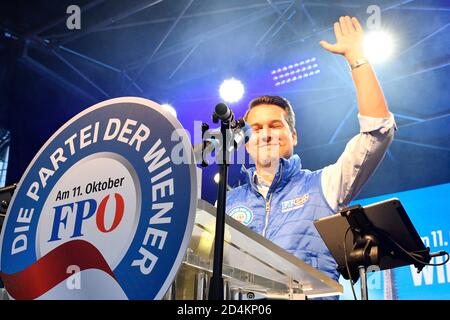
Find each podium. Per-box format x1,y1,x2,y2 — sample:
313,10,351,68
165,199,343,300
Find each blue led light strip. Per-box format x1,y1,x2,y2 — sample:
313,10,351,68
271,57,320,87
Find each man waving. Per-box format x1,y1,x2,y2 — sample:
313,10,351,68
226,16,396,298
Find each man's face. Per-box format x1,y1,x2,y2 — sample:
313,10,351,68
245,104,297,168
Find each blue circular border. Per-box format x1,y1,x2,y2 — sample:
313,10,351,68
0,97,197,300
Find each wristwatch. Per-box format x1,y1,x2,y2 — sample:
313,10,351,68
350,58,369,70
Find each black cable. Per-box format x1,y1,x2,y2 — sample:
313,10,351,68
379,230,450,267
429,253,449,266
343,226,357,300
408,250,450,266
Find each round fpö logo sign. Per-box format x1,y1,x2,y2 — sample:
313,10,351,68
0,97,197,299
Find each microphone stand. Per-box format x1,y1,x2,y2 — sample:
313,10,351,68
208,113,230,300
202,104,248,300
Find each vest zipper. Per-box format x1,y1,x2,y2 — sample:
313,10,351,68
261,165,283,238
262,194,273,237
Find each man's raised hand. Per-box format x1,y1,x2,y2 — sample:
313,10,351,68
320,16,365,64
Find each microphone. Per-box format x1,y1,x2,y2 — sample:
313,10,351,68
215,103,240,129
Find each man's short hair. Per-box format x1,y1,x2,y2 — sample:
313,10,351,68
245,95,296,132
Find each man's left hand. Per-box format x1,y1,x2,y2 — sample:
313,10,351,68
320,16,365,65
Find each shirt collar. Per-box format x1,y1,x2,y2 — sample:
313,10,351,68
241,154,302,191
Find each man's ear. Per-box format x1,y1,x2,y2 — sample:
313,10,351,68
292,129,298,146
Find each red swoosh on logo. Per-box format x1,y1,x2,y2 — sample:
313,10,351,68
0,240,116,300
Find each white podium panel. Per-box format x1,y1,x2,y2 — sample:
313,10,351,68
168,200,343,300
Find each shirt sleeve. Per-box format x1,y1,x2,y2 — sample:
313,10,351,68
321,112,397,212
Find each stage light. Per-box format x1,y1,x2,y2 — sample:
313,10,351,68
364,30,394,63
214,173,220,184
161,104,177,118
270,57,321,87
219,78,245,103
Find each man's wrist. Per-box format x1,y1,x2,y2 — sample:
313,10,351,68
345,51,366,66
349,58,369,70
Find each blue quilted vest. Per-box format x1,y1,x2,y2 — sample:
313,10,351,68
226,154,340,288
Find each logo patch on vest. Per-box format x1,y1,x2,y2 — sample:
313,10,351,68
228,206,254,226
281,193,309,213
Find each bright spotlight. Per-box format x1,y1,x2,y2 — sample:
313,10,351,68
364,31,394,63
161,104,177,118
219,78,245,103
214,173,220,184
